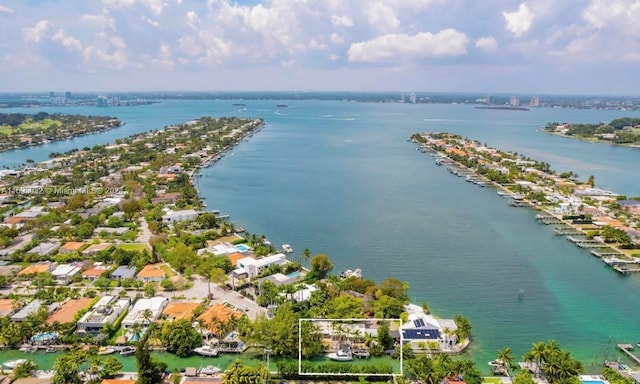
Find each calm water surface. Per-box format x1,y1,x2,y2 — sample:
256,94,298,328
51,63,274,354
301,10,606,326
2,101,640,372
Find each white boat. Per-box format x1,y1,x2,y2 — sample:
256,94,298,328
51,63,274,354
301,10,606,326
3,359,29,369
488,359,504,367
119,346,137,356
281,244,293,253
193,345,219,357
327,348,353,362
199,365,222,375
97,347,116,355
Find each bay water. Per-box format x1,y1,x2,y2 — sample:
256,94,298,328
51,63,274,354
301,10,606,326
2,100,640,372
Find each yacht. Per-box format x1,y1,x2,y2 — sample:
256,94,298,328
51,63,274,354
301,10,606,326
281,244,293,253
119,346,137,356
193,345,220,357
488,359,504,367
3,359,29,369
327,348,353,362
97,347,116,355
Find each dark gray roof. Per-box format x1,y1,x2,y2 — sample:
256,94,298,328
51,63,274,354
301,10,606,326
112,265,136,278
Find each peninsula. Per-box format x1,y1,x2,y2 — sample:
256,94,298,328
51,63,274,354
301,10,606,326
0,116,471,383
544,117,640,146
0,112,122,152
411,132,640,274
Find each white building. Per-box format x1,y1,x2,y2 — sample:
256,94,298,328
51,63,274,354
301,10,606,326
51,263,82,282
77,296,130,335
121,296,169,329
236,253,288,278
401,303,457,350
162,209,199,224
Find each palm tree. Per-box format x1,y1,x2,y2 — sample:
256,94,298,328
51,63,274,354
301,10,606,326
525,341,547,377
496,347,515,376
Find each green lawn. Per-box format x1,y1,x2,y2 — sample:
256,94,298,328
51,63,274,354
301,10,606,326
118,243,149,252
159,264,177,278
0,126,15,135
482,377,504,384
20,119,62,131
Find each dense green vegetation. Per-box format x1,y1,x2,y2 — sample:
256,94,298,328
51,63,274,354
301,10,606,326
544,118,640,144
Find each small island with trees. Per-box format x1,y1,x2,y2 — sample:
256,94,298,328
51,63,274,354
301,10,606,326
0,112,122,152
543,117,640,146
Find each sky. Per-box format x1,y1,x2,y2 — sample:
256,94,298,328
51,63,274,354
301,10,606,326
1,0,639,94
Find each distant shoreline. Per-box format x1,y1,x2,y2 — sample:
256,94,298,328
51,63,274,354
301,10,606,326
544,131,640,149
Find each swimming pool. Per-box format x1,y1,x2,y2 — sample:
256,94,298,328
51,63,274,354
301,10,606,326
287,271,301,279
579,376,610,384
235,244,251,252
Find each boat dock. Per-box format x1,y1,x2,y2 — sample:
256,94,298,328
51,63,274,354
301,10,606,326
536,215,564,225
554,227,583,235
617,344,640,364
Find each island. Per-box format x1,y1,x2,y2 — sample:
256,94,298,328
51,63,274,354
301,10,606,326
412,132,640,275
0,112,123,152
543,117,640,146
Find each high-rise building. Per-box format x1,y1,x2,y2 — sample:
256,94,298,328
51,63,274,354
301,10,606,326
65,91,72,100
49,91,55,98
409,93,417,104
510,96,520,107
529,96,540,107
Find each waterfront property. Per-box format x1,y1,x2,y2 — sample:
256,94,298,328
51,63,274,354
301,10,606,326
234,253,287,278
401,303,458,351
162,209,199,225
77,296,130,335
121,296,168,330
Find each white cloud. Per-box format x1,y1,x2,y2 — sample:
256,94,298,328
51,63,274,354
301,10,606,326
308,38,328,50
348,29,468,62
103,0,167,15
503,3,534,38
0,4,14,13
22,20,54,43
366,2,400,33
52,29,83,51
330,14,354,27
83,33,128,70
140,42,174,69
141,15,160,27
475,37,498,52
82,14,116,31
329,33,344,45
186,11,200,28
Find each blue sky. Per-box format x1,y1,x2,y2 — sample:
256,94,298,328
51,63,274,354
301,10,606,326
1,0,639,94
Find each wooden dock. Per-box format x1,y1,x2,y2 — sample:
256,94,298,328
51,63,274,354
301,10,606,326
617,344,640,364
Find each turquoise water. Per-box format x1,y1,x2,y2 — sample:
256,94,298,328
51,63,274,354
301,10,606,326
2,100,640,373
287,272,301,279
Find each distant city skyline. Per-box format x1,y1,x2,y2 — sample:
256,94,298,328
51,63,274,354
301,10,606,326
1,0,639,95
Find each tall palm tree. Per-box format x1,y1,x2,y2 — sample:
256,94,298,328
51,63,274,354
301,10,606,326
526,341,547,377
496,347,515,376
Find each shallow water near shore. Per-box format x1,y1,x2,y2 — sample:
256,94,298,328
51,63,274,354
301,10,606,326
2,100,640,372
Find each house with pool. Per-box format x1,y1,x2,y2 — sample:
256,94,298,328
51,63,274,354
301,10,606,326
233,253,288,279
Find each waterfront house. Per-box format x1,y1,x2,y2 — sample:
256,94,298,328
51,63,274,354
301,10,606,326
77,295,130,335
46,297,94,325
162,209,198,224
162,301,201,321
121,296,169,329
137,264,167,283
236,253,287,278
401,303,458,350
111,265,136,280
197,303,242,338
151,192,182,205
11,299,44,322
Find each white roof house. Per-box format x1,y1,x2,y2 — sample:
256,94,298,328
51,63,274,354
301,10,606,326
162,209,198,224
51,263,82,282
121,296,169,329
236,253,287,278
401,303,457,349
77,296,130,334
